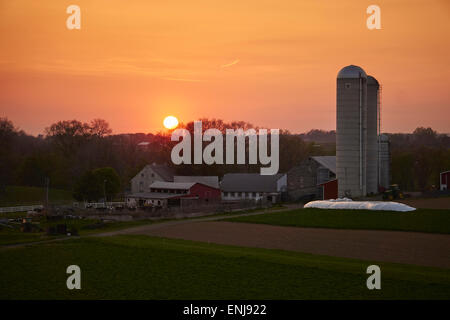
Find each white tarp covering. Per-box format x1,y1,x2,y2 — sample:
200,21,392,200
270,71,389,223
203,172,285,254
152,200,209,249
304,198,416,212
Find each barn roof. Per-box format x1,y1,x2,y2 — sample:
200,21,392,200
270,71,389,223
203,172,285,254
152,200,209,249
311,156,336,174
174,176,219,188
220,173,285,193
149,164,175,181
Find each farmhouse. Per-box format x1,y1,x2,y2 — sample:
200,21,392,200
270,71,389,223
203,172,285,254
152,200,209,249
126,181,221,208
220,173,287,203
287,156,336,201
131,163,220,191
131,163,174,193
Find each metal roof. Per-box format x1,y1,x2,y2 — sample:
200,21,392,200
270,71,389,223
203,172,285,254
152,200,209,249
174,176,219,188
311,156,336,174
150,181,195,190
337,65,367,79
147,163,174,181
220,173,285,193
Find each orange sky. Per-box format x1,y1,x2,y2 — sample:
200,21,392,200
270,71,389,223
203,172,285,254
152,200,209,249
0,0,449,135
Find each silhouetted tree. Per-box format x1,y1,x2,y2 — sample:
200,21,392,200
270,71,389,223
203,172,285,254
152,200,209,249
73,167,121,201
89,118,112,137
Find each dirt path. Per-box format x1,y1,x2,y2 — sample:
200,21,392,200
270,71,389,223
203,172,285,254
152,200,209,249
398,197,450,209
129,221,450,268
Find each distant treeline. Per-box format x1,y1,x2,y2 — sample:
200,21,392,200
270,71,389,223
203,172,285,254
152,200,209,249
0,117,449,195
389,128,450,191
0,118,327,197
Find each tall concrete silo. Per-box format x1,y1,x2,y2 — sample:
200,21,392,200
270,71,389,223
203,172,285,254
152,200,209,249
336,65,367,198
366,76,380,194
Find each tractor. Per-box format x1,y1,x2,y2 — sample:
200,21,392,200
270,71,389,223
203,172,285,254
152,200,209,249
382,184,404,200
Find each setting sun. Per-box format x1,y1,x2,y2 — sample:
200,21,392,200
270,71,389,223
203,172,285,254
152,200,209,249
163,116,179,130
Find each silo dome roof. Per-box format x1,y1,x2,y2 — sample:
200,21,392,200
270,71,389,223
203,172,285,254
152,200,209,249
367,75,379,86
337,65,367,79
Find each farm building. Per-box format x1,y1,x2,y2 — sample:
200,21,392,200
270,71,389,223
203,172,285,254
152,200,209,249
173,175,219,188
319,179,338,200
126,181,221,208
220,173,287,204
131,163,220,193
131,163,174,193
287,156,336,201
440,171,450,191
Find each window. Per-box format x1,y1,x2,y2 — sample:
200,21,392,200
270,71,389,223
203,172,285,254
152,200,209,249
345,83,351,89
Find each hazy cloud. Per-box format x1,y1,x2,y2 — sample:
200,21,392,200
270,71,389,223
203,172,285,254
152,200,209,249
220,59,240,68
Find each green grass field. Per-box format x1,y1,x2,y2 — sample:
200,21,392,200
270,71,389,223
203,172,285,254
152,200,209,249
226,208,450,234
0,186,73,206
1,235,449,299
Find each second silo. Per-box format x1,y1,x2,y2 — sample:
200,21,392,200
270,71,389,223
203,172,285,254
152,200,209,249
336,65,367,198
366,76,380,194
378,134,390,189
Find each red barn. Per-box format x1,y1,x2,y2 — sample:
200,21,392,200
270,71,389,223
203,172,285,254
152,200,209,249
186,182,222,200
126,181,221,208
319,179,338,200
441,171,450,191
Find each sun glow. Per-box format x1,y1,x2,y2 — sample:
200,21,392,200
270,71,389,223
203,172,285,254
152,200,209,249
163,116,179,129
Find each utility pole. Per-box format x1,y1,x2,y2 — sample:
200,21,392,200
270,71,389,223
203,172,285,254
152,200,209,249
103,179,107,208
45,177,50,218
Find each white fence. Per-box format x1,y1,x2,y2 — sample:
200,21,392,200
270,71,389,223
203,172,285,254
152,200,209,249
0,202,127,213
0,205,44,213
75,202,126,209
